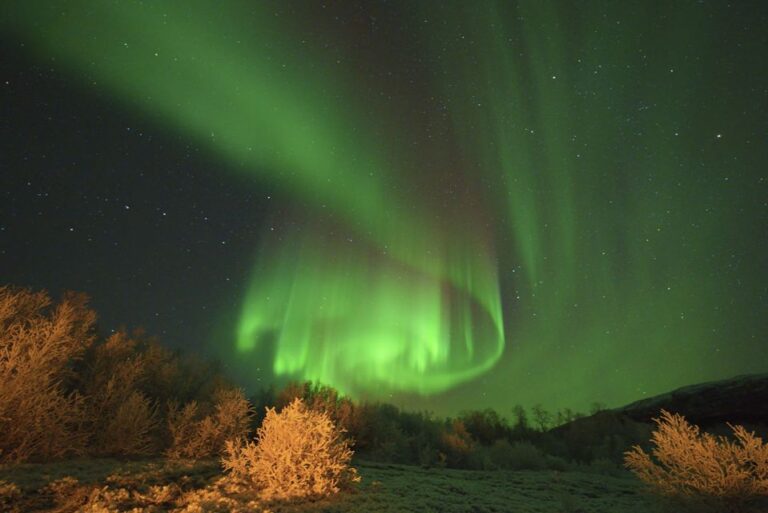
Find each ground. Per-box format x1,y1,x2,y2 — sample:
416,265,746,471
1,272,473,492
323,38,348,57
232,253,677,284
0,457,662,513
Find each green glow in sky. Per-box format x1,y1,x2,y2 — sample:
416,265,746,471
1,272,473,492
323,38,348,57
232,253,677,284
237,229,503,394
2,1,504,396
4,1,765,412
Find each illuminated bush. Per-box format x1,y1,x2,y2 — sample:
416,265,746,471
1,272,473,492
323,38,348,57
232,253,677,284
166,388,253,459
0,481,21,510
81,331,160,456
0,286,95,462
103,390,158,456
624,410,768,510
439,419,476,468
221,398,359,501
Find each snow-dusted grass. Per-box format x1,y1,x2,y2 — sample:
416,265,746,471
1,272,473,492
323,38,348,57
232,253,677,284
350,461,654,513
0,457,658,512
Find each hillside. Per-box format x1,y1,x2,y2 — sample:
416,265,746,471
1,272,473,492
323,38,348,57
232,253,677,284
615,372,768,426
550,373,768,444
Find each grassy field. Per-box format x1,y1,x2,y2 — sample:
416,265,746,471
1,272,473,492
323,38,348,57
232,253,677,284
0,457,659,513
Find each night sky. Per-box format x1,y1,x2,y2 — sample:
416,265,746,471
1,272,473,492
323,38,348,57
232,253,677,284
1,1,766,416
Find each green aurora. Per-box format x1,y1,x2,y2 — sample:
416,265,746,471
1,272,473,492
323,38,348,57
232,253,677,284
3,1,765,413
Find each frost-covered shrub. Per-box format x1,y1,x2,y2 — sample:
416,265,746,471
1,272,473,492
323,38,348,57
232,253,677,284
0,481,21,511
80,331,162,456
625,410,768,511
166,388,253,459
104,390,158,456
0,287,95,462
221,398,359,501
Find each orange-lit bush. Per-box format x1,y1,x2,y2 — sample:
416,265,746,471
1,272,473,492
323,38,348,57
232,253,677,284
166,388,253,459
221,398,360,501
104,390,158,456
80,331,161,456
0,286,96,462
624,410,768,509
440,419,476,468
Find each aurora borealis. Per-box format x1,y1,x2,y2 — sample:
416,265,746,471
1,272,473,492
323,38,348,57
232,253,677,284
1,1,766,414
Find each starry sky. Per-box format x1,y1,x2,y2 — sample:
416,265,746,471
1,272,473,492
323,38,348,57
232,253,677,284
1,1,766,416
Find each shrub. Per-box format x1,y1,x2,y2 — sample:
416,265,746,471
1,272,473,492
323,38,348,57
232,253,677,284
482,439,511,469
211,388,254,446
43,477,94,512
0,284,251,461
276,381,356,433
275,381,309,409
440,419,476,468
80,331,160,456
624,410,768,511
584,457,623,476
165,401,200,457
221,398,359,501
166,388,253,459
104,390,158,456
417,443,440,468
0,481,21,512
505,440,547,470
346,402,398,455
131,335,181,405
81,329,241,457
0,286,95,462
544,454,571,472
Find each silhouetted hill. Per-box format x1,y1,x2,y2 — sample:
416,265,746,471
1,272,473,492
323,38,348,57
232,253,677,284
544,373,768,463
614,372,768,427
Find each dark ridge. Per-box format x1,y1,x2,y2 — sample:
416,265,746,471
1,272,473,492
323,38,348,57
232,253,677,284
549,372,768,440
614,373,768,427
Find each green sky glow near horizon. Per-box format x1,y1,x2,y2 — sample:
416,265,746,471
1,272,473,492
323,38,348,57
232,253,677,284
4,1,766,413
